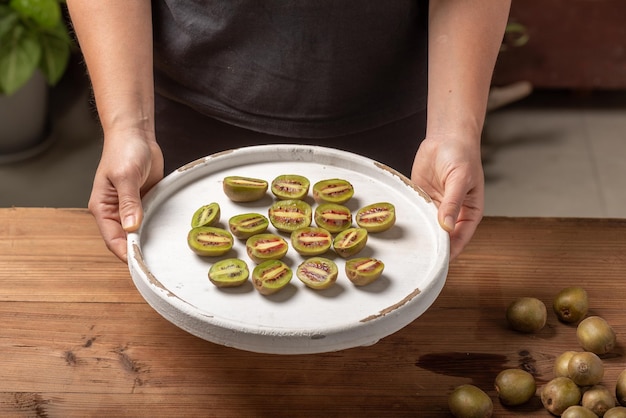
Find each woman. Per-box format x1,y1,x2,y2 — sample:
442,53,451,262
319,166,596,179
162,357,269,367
66,0,511,262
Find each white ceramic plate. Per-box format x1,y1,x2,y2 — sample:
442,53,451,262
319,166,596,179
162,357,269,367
127,145,449,354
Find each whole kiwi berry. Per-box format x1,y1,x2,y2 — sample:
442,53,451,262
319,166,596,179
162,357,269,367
577,316,616,355
605,406,626,418
582,385,615,417
541,377,582,416
561,405,600,418
553,286,589,323
554,351,578,378
568,351,604,387
506,297,547,333
494,368,536,406
448,384,493,418
616,369,626,407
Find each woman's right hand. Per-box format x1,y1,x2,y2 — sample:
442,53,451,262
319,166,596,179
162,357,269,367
66,0,158,262
88,130,164,263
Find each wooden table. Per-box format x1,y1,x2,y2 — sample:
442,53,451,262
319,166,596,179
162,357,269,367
1,208,624,417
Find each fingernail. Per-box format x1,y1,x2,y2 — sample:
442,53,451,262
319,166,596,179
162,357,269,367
443,216,455,232
122,215,137,230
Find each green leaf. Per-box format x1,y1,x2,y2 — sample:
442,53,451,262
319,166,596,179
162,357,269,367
0,24,41,95
503,22,529,50
9,0,61,29
39,21,70,85
0,5,19,39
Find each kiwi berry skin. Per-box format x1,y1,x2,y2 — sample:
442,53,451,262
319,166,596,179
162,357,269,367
494,368,536,406
567,351,604,387
561,405,600,418
605,406,626,418
448,384,493,418
616,369,626,406
506,297,547,333
541,377,582,416
582,384,615,417
577,316,616,355
554,351,578,378
553,286,589,323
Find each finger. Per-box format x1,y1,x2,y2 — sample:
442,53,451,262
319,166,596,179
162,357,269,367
116,179,144,233
89,196,130,262
98,218,130,263
448,216,480,260
89,176,142,263
437,181,467,233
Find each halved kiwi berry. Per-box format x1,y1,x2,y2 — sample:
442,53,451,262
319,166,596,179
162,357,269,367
271,174,310,200
355,202,396,233
252,259,293,295
314,203,352,233
191,202,220,228
187,226,233,257
268,199,312,233
345,257,384,286
290,227,333,256
312,178,354,204
296,257,338,290
228,213,269,239
333,227,368,258
223,176,268,202
246,233,289,264
208,258,249,287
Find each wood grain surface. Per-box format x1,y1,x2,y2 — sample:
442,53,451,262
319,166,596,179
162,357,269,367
1,208,625,417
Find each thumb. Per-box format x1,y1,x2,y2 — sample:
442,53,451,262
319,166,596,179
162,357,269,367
437,183,466,234
118,185,144,233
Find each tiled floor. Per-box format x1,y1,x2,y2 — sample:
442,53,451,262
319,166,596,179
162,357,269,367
483,90,626,218
1,76,625,219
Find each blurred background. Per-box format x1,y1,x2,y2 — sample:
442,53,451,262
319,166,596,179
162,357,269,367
1,0,625,218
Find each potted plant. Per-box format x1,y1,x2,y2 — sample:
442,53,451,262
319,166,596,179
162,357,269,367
487,22,532,112
0,0,72,161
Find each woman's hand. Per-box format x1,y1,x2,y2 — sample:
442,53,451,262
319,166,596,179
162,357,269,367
419,0,511,260
67,0,157,262
88,131,164,262
411,133,484,261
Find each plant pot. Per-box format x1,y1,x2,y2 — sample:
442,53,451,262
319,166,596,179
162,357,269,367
0,71,53,164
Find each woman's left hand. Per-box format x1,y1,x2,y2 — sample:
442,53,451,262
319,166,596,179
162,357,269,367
411,134,484,261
